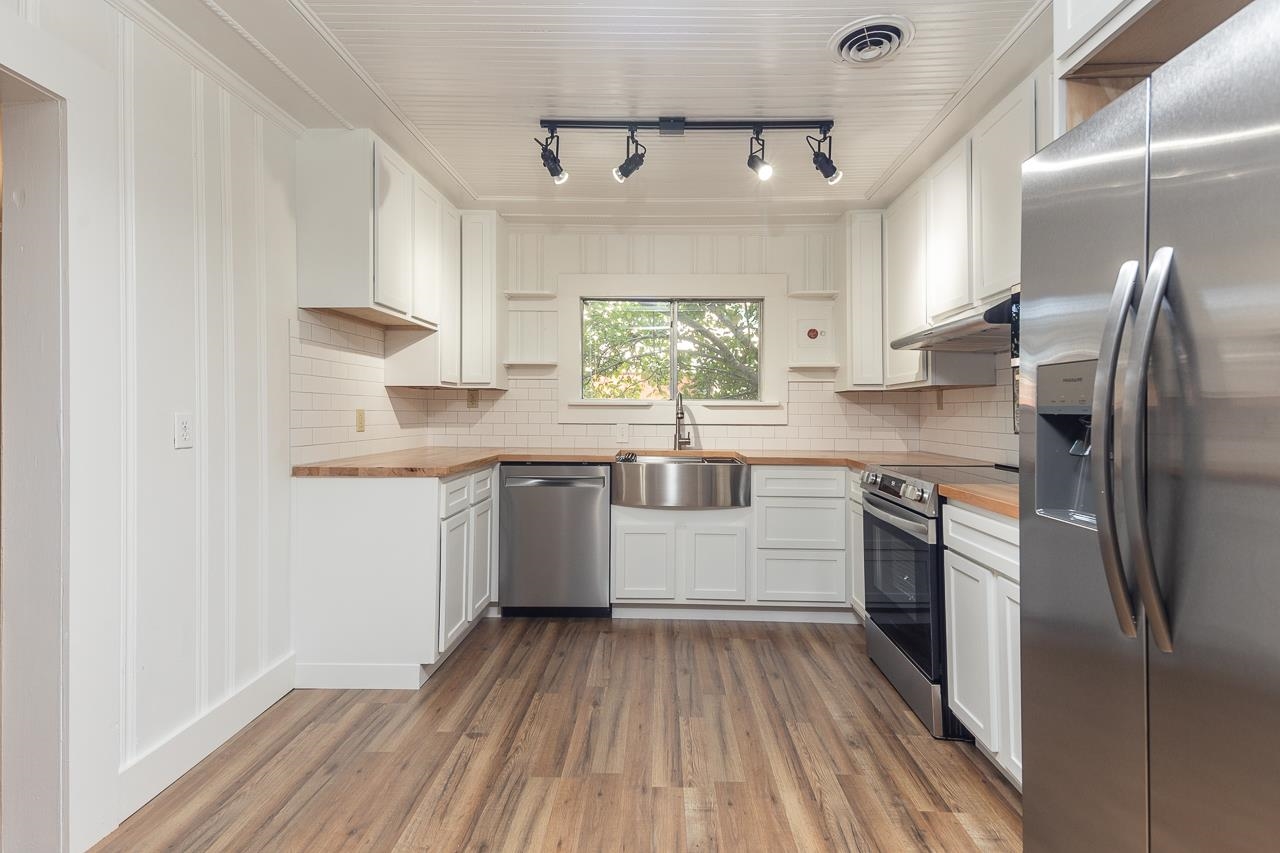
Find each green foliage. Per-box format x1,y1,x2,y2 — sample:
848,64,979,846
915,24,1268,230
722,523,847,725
581,299,761,401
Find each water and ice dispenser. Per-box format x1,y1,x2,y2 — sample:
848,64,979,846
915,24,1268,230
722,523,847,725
1036,360,1099,525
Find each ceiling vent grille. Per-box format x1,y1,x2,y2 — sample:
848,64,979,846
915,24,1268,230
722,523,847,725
829,16,915,65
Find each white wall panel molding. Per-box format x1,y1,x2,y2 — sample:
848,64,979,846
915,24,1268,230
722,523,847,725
102,0,305,136
192,67,212,713
253,111,270,675
217,86,238,702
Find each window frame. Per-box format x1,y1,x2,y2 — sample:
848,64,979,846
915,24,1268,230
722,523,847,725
579,297,764,403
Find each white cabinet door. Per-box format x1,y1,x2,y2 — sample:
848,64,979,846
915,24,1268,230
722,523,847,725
755,497,846,550
755,550,847,603
945,550,999,751
613,521,677,599
972,78,1036,301
468,499,493,620
438,510,471,654
996,575,1023,785
926,138,973,322
752,466,846,499
842,211,884,388
1054,0,1129,59
437,205,462,385
461,212,494,385
372,141,414,315
411,178,441,327
848,501,866,615
883,181,928,386
681,525,748,601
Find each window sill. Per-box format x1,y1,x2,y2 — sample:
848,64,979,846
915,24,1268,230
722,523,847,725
566,399,657,408
699,400,783,409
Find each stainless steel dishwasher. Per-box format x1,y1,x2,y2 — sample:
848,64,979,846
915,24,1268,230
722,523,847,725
499,463,611,615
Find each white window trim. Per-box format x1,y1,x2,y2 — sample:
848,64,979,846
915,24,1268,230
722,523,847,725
558,274,788,425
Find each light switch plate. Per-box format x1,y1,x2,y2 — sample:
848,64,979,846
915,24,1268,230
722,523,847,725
173,412,194,449
355,409,366,433
615,422,630,443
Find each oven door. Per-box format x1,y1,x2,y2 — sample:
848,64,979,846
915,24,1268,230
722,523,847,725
863,492,942,680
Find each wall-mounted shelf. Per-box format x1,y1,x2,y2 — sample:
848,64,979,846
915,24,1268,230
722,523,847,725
504,290,557,300
787,290,839,300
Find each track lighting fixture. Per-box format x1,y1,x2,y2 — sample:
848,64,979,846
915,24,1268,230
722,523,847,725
747,131,773,181
535,130,569,185
612,129,647,183
808,132,843,185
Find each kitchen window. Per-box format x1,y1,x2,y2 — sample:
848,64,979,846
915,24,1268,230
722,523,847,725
581,298,762,401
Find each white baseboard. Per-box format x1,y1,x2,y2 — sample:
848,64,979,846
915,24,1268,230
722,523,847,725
611,605,862,624
294,662,427,690
117,654,295,818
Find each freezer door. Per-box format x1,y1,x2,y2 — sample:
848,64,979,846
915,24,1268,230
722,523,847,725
1142,1,1280,848
1019,83,1150,852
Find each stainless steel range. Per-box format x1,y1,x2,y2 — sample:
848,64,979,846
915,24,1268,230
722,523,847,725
859,464,1018,738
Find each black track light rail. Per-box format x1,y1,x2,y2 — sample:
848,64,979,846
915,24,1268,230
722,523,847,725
540,117,834,136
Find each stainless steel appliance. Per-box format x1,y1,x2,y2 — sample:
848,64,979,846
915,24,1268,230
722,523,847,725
1022,3,1280,848
611,453,750,509
860,464,1018,738
890,294,1017,353
499,463,611,615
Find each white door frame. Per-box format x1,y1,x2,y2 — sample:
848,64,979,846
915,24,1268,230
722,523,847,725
1,7,125,851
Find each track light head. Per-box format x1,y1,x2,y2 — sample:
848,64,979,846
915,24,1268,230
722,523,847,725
612,129,647,183
536,131,568,184
808,132,843,186
748,133,773,181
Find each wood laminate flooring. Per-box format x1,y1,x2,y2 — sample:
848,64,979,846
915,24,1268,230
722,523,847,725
94,618,1022,852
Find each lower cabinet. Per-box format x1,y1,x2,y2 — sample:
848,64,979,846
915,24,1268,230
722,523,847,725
682,525,748,601
613,519,678,599
943,502,1021,787
755,549,847,603
439,510,471,654
468,498,493,619
849,495,866,615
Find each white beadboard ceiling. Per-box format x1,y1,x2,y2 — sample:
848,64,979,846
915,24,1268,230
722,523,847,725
296,0,1040,218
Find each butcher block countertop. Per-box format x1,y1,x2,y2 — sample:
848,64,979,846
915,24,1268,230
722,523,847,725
291,447,987,479
938,483,1020,519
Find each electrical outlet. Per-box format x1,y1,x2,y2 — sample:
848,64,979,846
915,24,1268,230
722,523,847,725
615,422,630,444
467,389,480,409
173,412,194,449
355,409,366,433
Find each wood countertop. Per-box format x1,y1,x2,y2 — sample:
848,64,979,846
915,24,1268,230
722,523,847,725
939,483,1020,519
291,447,989,479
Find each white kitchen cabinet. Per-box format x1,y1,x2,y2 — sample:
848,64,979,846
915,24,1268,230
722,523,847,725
996,575,1023,785
755,549,847,603
460,211,508,388
839,211,884,389
848,490,866,616
681,525,748,601
755,497,846,550
468,499,493,620
613,520,678,599
297,129,435,329
944,501,1021,788
1055,0,1133,60
383,200,462,388
438,205,462,385
410,177,442,327
439,510,471,654
945,549,1000,750
883,180,928,386
752,465,846,499
972,77,1037,301
926,138,973,323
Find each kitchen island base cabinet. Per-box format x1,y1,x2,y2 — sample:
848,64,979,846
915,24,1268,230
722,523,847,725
943,501,1021,788
292,468,497,690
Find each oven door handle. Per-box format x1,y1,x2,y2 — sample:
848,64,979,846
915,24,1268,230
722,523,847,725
864,494,934,543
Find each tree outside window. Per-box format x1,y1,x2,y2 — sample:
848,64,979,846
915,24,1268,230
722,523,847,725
581,298,761,401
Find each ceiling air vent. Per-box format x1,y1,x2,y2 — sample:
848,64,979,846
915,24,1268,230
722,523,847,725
829,16,914,65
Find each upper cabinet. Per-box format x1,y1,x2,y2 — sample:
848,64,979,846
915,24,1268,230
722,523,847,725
925,138,973,323
840,212,884,389
297,129,441,329
460,212,508,388
971,78,1037,301
883,181,929,387
1054,0,1134,61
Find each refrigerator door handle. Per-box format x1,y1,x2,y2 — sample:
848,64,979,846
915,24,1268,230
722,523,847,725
1121,245,1176,653
1092,260,1141,638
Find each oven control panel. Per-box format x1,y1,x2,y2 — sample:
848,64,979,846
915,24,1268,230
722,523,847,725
860,471,931,507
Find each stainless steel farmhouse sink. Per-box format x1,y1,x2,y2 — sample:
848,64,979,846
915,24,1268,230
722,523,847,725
610,454,751,509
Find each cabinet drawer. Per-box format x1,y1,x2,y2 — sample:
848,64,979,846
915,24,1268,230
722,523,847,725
943,503,1019,582
439,475,471,519
470,467,494,504
752,466,846,498
756,497,846,550
755,549,847,603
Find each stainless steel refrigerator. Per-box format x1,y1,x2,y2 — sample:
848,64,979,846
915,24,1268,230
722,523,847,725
1020,1,1280,850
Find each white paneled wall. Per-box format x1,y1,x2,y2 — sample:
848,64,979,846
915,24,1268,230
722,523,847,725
115,10,295,828
918,365,1018,466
